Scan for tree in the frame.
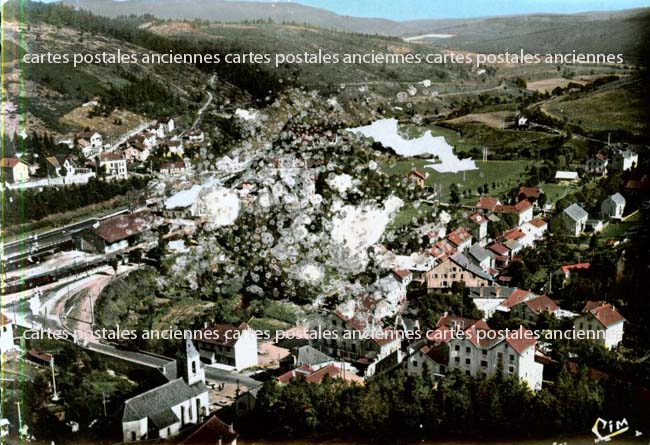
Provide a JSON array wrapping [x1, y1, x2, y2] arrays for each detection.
[[449, 183, 460, 205]]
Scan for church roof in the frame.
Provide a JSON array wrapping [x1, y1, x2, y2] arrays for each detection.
[[122, 378, 207, 424]]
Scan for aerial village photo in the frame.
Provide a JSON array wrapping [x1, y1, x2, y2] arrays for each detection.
[[1, 0, 649, 444]]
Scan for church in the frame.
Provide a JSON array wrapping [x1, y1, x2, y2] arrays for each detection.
[[122, 338, 210, 442]]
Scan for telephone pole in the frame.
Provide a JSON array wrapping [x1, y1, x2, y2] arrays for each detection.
[[51, 356, 60, 401]]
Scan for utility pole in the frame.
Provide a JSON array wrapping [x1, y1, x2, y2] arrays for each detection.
[[102, 392, 109, 417], [87, 292, 95, 327], [15, 401, 22, 432], [51, 356, 60, 402]]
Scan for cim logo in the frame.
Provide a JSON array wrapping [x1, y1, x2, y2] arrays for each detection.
[[592, 417, 630, 442]]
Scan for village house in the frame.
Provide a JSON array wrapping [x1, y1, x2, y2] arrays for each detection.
[[509, 294, 560, 322], [195, 323, 258, 371], [573, 301, 625, 349], [467, 212, 488, 243], [0, 313, 16, 354], [407, 169, 427, 188], [586, 153, 608, 175], [160, 161, 187, 176], [156, 116, 175, 136], [313, 310, 402, 378], [517, 186, 542, 204], [612, 149, 638, 171], [555, 171, 579, 183], [559, 262, 591, 287], [75, 130, 103, 157], [601, 192, 626, 220], [99, 152, 128, 180], [467, 243, 494, 273], [0, 157, 30, 183], [446, 227, 473, 252], [486, 242, 511, 269], [497, 288, 538, 312], [176, 415, 238, 445], [77, 210, 155, 254], [416, 314, 544, 390], [494, 200, 534, 226], [125, 135, 152, 162], [277, 363, 363, 385], [122, 339, 209, 442], [166, 139, 185, 157], [186, 129, 205, 144], [474, 197, 501, 214], [562, 203, 588, 237], [468, 286, 518, 320], [426, 252, 493, 290], [522, 217, 548, 241], [407, 341, 448, 381]]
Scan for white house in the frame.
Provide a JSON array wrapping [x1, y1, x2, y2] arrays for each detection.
[[0, 313, 16, 354], [467, 212, 488, 243], [521, 218, 548, 241], [562, 203, 588, 237], [167, 139, 184, 157], [195, 323, 258, 371], [612, 149, 638, 171], [601, 193, 626, 220], [187, 129, 205, 144], [99, 152, 128, 180], [0, 157, 30, 183], [573, 301, 625, 349], [157, 116, 175, 134], [586, 153, 608, 175], [122, 339, 209, 442], [76, 130, 103, 158], [467, 243, 494, 272], [446, 226, 473, 252], [160, 161, 187, 176], [425, 314, 543, 390]]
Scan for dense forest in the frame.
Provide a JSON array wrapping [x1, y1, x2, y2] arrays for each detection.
[[4, 176, 150, 224]]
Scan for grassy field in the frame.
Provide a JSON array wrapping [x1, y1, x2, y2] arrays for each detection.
[[385, 158, 534, 203], [540, 182, 579, 204], [543, 79, 647, 135]]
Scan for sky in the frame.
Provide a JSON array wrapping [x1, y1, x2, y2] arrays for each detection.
[[29, 0, 650, 20]]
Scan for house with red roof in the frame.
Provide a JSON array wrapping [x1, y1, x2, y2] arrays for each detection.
[[510, 294, 560, 322], [474, 197, 501, 214], [517, 186, 542, 203], [77, 210, 155, 254], [407, 169, 427, 188], [1, 157, 30, 183], [446, 226, 473, 252], [494, 200, 534, 226], [195, 322, 258, 370], [277, 363, 363, 385], [0, 313, 16, 354], [559, 262, 591, 286], [573, 301, 625, 349]]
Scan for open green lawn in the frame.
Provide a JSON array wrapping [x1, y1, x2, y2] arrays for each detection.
[[385, 158, 534, 203], [540, 182, 579, 204]]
